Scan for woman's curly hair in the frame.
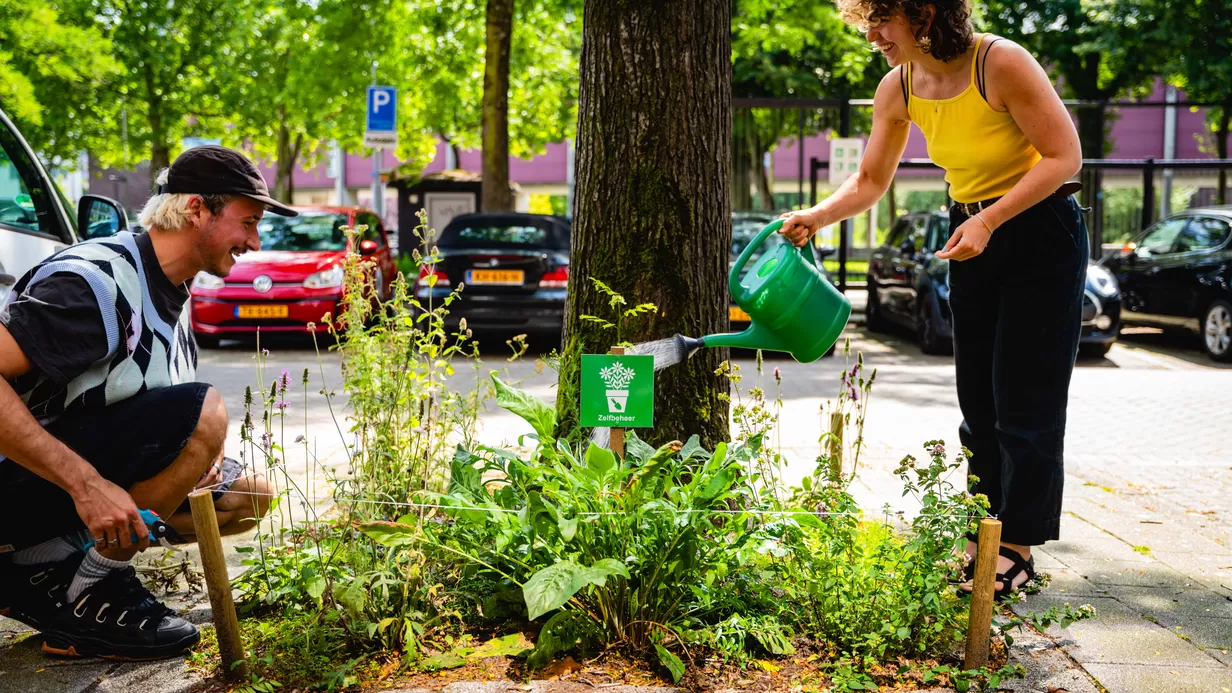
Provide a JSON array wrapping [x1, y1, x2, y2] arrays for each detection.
[[835, 0, 975, 63]]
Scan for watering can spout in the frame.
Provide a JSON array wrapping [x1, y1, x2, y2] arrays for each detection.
[[672, 334, 707, 360], [696, 321, 787, 353]]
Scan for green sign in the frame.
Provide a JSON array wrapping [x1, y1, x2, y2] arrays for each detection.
[[580, 354, 654, 428]]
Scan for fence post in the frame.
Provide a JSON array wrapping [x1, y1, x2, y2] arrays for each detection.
[[608, 346, 624, 459], [189, 490, 249, 682], [1142, 158, 1156, 230], [964, 518, 1003, 671], [838, 99, 852, 294], [810, 157, 820, 207]]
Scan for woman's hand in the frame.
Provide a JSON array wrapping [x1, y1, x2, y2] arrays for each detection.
[[936, 216, 993, 261], [778, 209, 825, 248]]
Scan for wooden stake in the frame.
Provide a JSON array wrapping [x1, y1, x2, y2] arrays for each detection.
[[827, 411, 844, 480], [189, 490, 249, 681], [609, 346, 625, 458], [964, 518, 1003, 671]]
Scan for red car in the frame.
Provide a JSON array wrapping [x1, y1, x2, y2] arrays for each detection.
[[190, 206, 396, 347]]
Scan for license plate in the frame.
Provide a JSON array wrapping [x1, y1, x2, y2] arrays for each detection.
[[236, 305, 289, 319], [469, 269, 524, 285], [730, 306, 751, 322]]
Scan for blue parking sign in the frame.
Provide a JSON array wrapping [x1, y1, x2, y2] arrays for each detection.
[[366, 86, 397, 132]]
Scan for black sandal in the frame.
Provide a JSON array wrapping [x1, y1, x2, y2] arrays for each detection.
[[992, 546, 1036, 600], [956, 546, 1036, 598]]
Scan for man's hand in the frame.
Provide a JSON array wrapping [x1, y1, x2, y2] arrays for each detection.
[[778, 209, 825, 248], [936, 216, 994, 261], [74, 476, 150, 551]]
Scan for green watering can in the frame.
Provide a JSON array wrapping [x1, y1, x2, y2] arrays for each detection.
[[672, 219, 851, 363]]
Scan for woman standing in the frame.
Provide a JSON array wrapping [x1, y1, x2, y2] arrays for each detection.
[[780, 0, 1086, 596]]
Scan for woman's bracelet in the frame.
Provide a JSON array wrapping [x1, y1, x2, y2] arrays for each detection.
[[974, 211, 994, 233]]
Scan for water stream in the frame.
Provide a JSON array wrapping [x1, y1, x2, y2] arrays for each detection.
[[588, 336, 695, 449]]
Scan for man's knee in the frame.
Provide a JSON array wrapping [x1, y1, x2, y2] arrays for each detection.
[[194, 387, 228, 454]]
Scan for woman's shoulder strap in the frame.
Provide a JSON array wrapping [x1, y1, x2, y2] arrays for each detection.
[[899, 63, 910, 109], [977, 35, 1006, 103]]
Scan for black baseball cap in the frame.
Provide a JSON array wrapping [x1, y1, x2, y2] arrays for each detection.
[[158, 145, 298, 217]]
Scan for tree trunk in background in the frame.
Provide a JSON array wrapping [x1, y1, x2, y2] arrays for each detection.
[[481, 0, 513, 211], [1217, 106, 1229, 205], [558, 0, 732, 449], [732, 112, 752, 209], [752, 129, 773, 210], [1076, 103, 1105, 253], [273, 115, 302, 203]]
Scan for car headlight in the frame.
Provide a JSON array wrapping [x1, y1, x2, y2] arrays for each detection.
[[303, 265, 344, 289], [1087, 264, 1118, 297], [192, 271, 225, 290]]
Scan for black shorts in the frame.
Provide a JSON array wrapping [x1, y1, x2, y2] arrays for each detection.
[[0, 382, 212, 551]]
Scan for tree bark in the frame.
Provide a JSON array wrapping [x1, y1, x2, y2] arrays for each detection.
[[558, 0, 732, 449], [481, 0, 513, 211]]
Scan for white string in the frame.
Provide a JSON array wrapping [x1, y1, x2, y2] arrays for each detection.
[[190, 485, 982, 520]]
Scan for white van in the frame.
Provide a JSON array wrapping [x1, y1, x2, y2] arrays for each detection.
[[0, 107, 127, 303]]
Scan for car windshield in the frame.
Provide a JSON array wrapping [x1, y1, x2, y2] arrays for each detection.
[[447, 223, 551, 246], [731, 216, 789, 264], [258, 213, 347, 251]]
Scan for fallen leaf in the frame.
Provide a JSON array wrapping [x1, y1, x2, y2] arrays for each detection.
[[755, 659, 781, 673], [36, 668, 45, 673], [542, 656, 583, 679]]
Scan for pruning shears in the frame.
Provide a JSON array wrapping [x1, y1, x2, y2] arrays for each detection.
[[85, 509, 190, 550]]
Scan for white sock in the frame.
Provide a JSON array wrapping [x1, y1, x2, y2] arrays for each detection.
[[67, 547, 130, 602], [13, 537, 78, 566]]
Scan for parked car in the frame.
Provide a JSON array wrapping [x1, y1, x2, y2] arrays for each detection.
[[729, 212, 837, 327], [414, 212, 571, 333], [190, 206, 396, 346], [1101, 207, 1232, 361], [866, 211, 1122, 357], [0, 107, 126, 304]]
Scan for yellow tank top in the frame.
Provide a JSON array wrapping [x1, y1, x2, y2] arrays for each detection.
[[906, 35, 1041, 204]]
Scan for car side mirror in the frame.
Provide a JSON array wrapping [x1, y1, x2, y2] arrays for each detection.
[[358, 239, 378, 255], [77, 195, 129, 239]]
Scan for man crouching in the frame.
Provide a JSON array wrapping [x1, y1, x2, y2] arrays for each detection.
[[0, 146, 284, 660]]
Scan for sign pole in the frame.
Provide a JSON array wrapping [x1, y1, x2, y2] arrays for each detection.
[[608, 346, 625, 458], [370, 62, 382, 219]]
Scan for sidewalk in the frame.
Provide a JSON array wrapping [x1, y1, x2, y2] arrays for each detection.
[[2, 329, 1229, 692]]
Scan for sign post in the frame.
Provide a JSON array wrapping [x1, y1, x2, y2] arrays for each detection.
[[581, 349, 655, 457], [365, 68, 397, 218], [828, 137, 863, 187]]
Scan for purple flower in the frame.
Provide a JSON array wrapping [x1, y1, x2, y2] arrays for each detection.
[[849, 364, 859, 377], [773, 367, 781, 381], [260, 432, 273, 447], [275, 400, 290, 411], [279, 370, 290, 394], [295, 434, 306, 444]]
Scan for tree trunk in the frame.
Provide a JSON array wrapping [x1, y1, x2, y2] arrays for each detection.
[[481, 0, 513, 211], [273, 114, 300, 203], [753, 129, 773, 210], [558, 0, 732, 449], [1217, 106, 1229, 205], [731, 113, 752, 210], [149, 103, 170, 175], [1076, 102, 1105, 257]]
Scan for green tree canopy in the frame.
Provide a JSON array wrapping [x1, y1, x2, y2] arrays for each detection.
[[1165, 0, 1232, 201], [0, 0, 121, 164]]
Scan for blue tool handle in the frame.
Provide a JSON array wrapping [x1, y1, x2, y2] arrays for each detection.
[[84, 509, 160, 549]]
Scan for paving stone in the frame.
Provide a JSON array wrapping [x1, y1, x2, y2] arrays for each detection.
[[1080, 662, 1232, 693], [0, 634, 113, 693], [89, 659, 202, 693], [1075, 561, 1197, 589], [1102, 585, 1232, 622], [1016, 596, 1215, 667], [1035, 567, 1112, 598], [1004, 622, 1102, 693]]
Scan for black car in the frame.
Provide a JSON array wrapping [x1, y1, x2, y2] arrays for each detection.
[[866, 211, 1122, 357], [1101, 207, 1232, 361], [416, 212, 571, 332]]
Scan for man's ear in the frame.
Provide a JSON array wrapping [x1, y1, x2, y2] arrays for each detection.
[[186, 195, 207, 226]]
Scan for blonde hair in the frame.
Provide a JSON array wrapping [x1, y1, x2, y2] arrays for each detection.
[[138, 168, 235, 230]]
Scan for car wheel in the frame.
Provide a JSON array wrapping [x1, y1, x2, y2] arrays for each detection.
[[194, 333, 220, 349], [1202, 299, 1232, 362], [1079, 341, 1114, 358], [865, 283, 887, 333], [917, 293, 952, 356]]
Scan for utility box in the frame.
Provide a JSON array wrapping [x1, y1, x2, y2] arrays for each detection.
[[386, 169, 521, 255]]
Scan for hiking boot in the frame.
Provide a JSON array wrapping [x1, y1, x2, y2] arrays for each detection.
[[1, 553, 84, 632], [39, 563, 199, 660]]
